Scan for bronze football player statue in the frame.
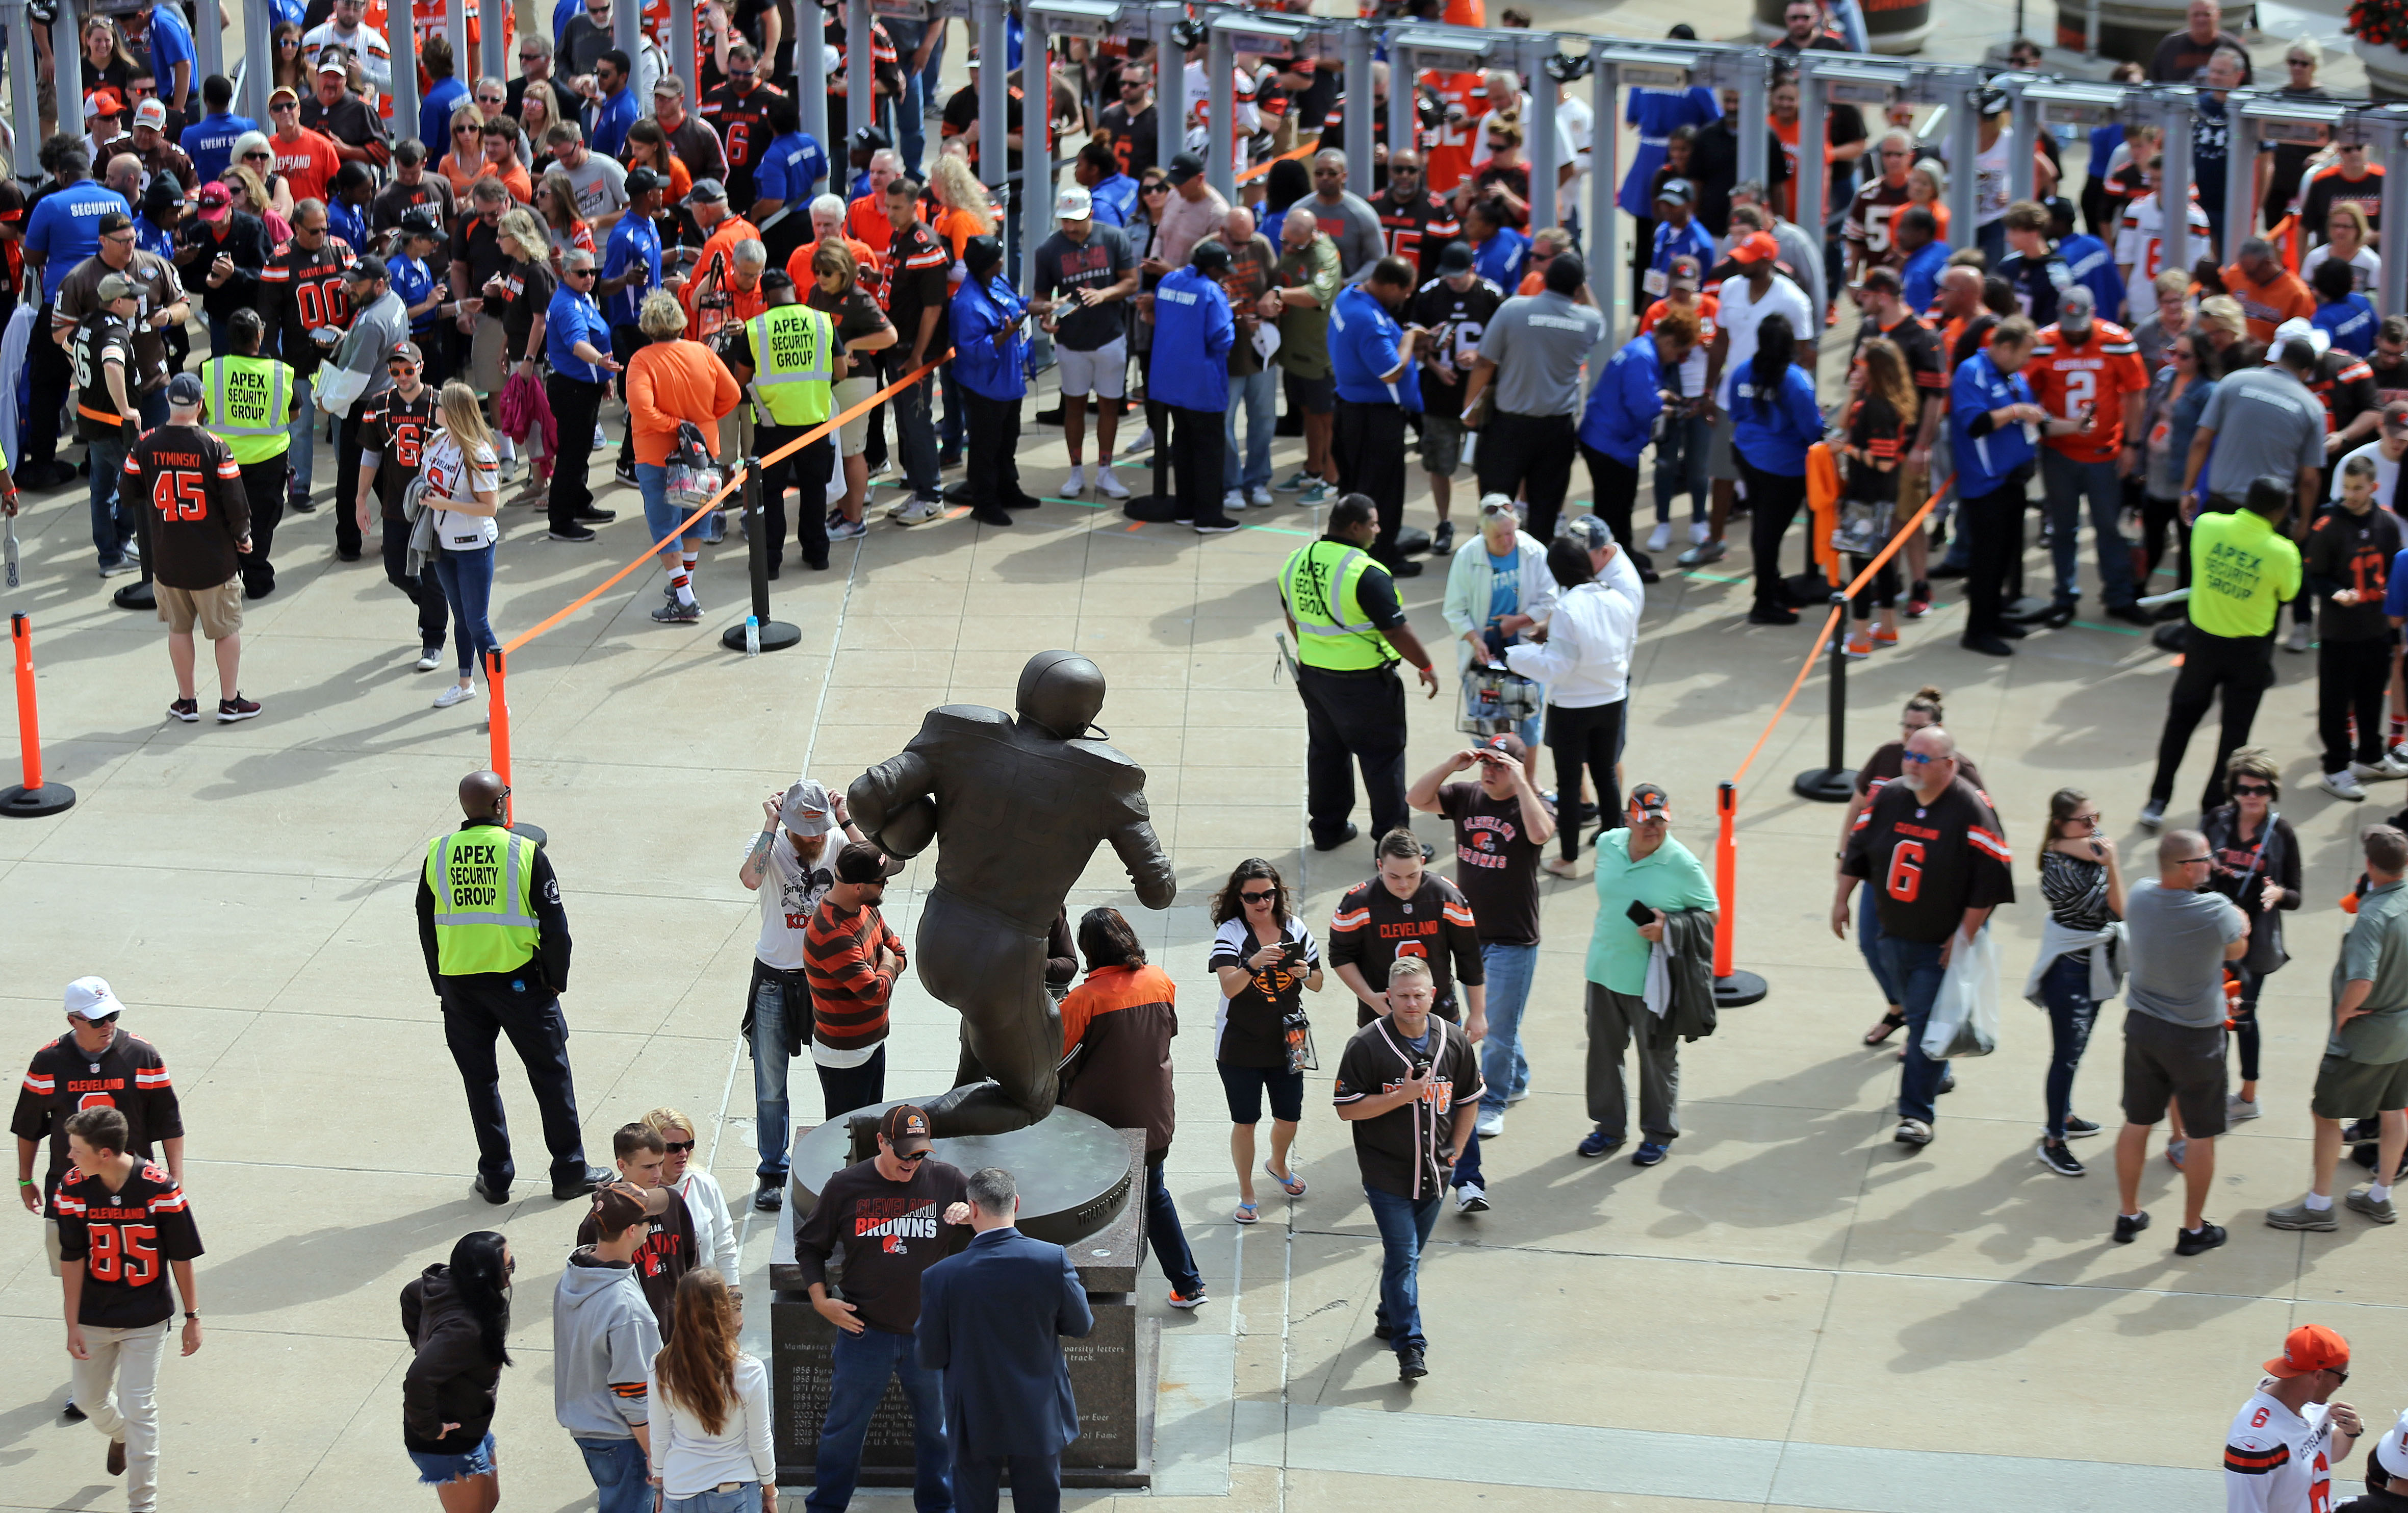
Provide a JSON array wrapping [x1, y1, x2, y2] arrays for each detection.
[[847, 650, 1176, 1138]]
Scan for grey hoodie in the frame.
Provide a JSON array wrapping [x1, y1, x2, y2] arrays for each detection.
[[553, 1248, 662, 1440]]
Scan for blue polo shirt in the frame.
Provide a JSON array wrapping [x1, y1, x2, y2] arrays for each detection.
[[1146, 266, 1235, 412], [1578, 333, 1668, 466], [2318, 294, 2378, 358], [1468, 227, 1529, 291], [181, 111, 258, 186], [1729, 362, 1824, 477], [1901, 239, 1951, 314], [601, 213, 661, 329], [1329, 283, 1421, 413], [546, 284, 613, 382], [754, 132, 830, 208], [1951, 347, 2038, 499], [951, 275, 1029, 401], [587, 86, 637, 160], [390, 251, 440, 334], [1649, 219, 1716, 288], [148, 1, 196, 97], [25, 182, 134, 302], [2059, 232, 2122, 322], [329, 197, 370, 256]]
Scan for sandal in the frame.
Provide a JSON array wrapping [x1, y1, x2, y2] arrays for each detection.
[[1863, 1010, 1906, 1046], [1266, 1161, 1307, 1198], [1233, 1200, 1260, 1225]]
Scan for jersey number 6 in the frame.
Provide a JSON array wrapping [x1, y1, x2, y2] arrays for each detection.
[[1885, 839, 1924, 904]]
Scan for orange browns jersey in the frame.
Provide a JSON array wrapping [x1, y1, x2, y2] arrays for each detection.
[[1640, 292, 1719, 345], [2025, 319, 2148, 463], [2220, 263, 2315, 344], [1421, 71, 1483, 201]]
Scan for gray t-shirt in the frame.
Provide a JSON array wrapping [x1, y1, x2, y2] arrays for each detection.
[[1478, 291, 1605, 418], [331, 289, 413, 403], [1301, 191, 1385, 280], [1032, 223, 1135, 352], [2198, 365, 2326, 499], [560, 153, 630, 228], [2123, 878, 2246, 1028]]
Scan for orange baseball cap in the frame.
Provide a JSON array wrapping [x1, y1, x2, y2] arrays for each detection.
[[2266, 1324, 2350, 1378], [1728, 231, 1780, 265]]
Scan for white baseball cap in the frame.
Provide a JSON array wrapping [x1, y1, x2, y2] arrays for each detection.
[[2268, 316, 2330, 363], [64, 976, 125, 1021], [1054, 184, 1093, 221], [133, 98, 168, 131], [780, 778, 838, 836]]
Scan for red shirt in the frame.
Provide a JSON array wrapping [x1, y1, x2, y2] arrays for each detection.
[[2024, 318, 2148, 462], [269, 127, 343, 209]]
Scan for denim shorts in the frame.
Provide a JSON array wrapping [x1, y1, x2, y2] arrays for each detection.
[[408, 1430, 497, 1484]]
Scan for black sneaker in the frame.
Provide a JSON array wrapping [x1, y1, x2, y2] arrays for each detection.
[[613, 462, 637, 486], [2175, 1222, 2227, 1256], [2062, 1116, 2102, 1139], [651, 599, 704, 623], [215, 694, 262, 723], [2112, 1211, 2149, 1244], [547, 526, 598, 542], [286, 494, 318, 515], [1397, 1345, 1427, 1380], [62, 1399, 87, 1422], [753, 1177, 784, 1212], [574, 507, 618, 523], [166, 698, 200, 723], [2037, 1139, 2085, 1177]]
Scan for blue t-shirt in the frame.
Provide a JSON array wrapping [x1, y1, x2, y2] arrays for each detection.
[[181, 112, 259, 187], [2318, 295, 2379, 358], [2058, 233, 2122, 323], [753, 132, 829, 208], [1729, 362, 1824, 477], [420, 79, 467, 158], [1486, 550, 1519, 624], [26, 182, 135, 302], [1951, 348, 2038, 498], [1901, 239, 1951, 315], [135, 217, 175, 264], [1090, 173, 1139, 230], [551, 0, 579, 43], [390, 251, 439, 332], [587, 86, 637, 160], [601, 213, 662, 329], [1329, 283, 1422, 413], [329, 198, 371, 258], [1650, 218, 1717, 286], [147, 1, 196, 94], [1469, 228, 1529, 291]]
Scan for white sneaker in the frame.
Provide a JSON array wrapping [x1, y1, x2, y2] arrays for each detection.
[[1248, 485, 1273, 509], [1689, 520, 1711, 545], [2321, 769, 2369, 802], [1647, 521, 1673, 552], [1123, 426, 1155, 455], [413, 650, 442, 672], [1454, 1182, 1489, 1214], [1061, 465, 1087, 496], [2354, 754, 2408, 781], [2287, 622, 2313, 653], [1223, 489, 1246, 514], [1475, 1108, 1503, 1138], [592, 425, 607, 450], [1093, 466, 1130, 498], [892, 497, 946, 526], [432, 684, 478, 709]]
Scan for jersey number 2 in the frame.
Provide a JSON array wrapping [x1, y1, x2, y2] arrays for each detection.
[[151, 470, 209, 522], [86, 1223, 160, 1285], [1885, 840, 1924, 903]]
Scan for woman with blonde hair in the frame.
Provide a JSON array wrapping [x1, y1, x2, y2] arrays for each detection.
[[929, 152, 1000, 276], [1837, 335, 1917, 658], [421, 383, 504, 711], [646, 1271, 773, 1513], [535, 170, 595, 270], [2198, 746, 2300, 1125], [517, 81, 563, 152], [486, 207, 558, 491], [2303, 199, 2381, 301], [226, 131, 295, 222], [438, 103, 488, 198], [643, 1108, 738, 1292], [627, 289, 740, 622]]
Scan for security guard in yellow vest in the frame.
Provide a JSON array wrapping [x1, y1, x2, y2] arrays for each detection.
[[1278, 492, 1440, 850], [201, 307, 300, 600], [414, 769, 608, 1204], [725, 269, 840, 575]]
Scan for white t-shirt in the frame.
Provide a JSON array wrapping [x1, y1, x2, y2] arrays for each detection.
[[2115, 192, 2212, 326], [1556, 92, 1594, 224], [420, 432, 499, 550], [2332, 437, 2403, 510], [2302, 242, 2381, 297], [2222, 1389, 2332, 1513], [1714, 272, 1814, 408], [752, 831, 837, 971], [301, 19, 394, 95]]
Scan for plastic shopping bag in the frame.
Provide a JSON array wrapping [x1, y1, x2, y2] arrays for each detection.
[[1919, 926, 2000, 1060]]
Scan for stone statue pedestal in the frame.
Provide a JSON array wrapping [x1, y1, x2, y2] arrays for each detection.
[[768, 1105, 1158, 1489]]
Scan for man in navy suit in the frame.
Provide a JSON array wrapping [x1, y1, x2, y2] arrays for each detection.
[[914, 1166, 1096, 1513]]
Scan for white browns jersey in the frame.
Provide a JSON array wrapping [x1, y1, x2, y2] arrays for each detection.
[[2225, 1390, 2334, 1513]]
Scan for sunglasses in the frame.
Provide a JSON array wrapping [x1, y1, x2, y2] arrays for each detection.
[[454, 125, 476, 136], [80, 1013, 121, 1027], [478, 93, 504, 104], [271, 102, 297, 112], [1899, 750, 1941, 765], [2232, 781, 2273, 795], [388, 360, 420, 372], [662, 1140, 695, 1153], [504, 1256, 517, 1274], [570, 267, 596, 277], [244, 151, 271, 161], [521, 49, 543, 59], [1141, 182, 1168, 193], [1240, 888, 1277, 902], [892, 1148, 929, 1163], [2178, 854, 2213, 865]]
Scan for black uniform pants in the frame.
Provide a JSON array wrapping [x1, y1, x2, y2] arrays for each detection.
[[1167, 403, 1231, 526], [1960, 473, 2030, 638], [381, 515, 450, 652], [1295, 663, 1408, 849], [1334, 399, 1408, 570], [1737, 457, 1807, 613], [545, 374, 609, 534], [1581, 445, 1642, 553], [22, 302, 68, 473], [439, 981, 590, 1188], [1547, 697, 1626, 862], [758, 421, 837, 569], [334, 408, 367, 558], [2320, 634, 2396, 775], [236, 457, 289, 599], [964, 390, 1034, 517], [2150, 625, 2275, 808], [1477, 411, 1578, 544]]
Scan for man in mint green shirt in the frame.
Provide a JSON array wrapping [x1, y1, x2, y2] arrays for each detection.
[[1580, 785, 1719, 1168]]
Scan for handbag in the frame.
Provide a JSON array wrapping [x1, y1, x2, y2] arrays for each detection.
[[1281, 1004, 1317, 1074]]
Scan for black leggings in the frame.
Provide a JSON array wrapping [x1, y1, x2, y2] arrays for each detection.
[[2138, 493, 2184, 588], [1847, 552, 1897, 619], [1737, 457, 1808, 612], [1547, 698, 1625, 861], [2231, 965, 2269, 1083]]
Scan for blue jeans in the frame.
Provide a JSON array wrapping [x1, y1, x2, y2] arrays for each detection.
[[431, 544, 498, 679], [1875, 936, 1949, 1125], [1144, 1157, 1203, 1295], [668, 1485, 761, 1513], [573, 1434, 652, 1513], [2039, 952, 2101, 1141], [87, 430, 131, 564], [2038, 448, 2137, 608], [1478, 941, 1538, 1115], [1362, 1185, 1442, 1352], [1858, 882, 1898, 1004], [1653, 409, 1710, 522], [749, 972, 793, 1179], [1224, 367, 1276, 493], [807, 1326, 953, 1513]]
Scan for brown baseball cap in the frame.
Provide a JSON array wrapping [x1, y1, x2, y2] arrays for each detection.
[[879, 1103, 934, 1154], [590, 1180, 652, 1235]]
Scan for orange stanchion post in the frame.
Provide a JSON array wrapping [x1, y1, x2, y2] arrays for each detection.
[[482, 649, 546, 846], [3, 614, 75, 818], [1712, 780, 1764, 1006]]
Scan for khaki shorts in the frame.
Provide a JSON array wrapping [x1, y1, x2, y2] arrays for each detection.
[[1706, 413, 1739, 482], [45, 1215, 62, 1276], [1420, 409, 1466, 477], [157, 580, 244, 639], [2311, 1053, 2408, 1119], [469, 313, 507, 395], [833, 376, 878, 459]]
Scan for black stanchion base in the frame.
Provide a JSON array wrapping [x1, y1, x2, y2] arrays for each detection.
[[1793, 767, 1857, 802], [722, 618, 804, 653], [1121, 494, 1186, 524], [0, 783, 76, 817], [1784, 570, 1833, 607], [1713, 971, 1769, 1007], [110, 581, 155, 611], [2003, 595, 2054, 624], [1397, 525, 1432, 557], [2151, 621, 2186, 653], [943, 480, 974, 504], [508, 821, 547, 847]]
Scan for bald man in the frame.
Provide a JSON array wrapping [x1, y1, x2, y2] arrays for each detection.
[[416, 771, 609, 1203]]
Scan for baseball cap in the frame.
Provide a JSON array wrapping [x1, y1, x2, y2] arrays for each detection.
[[132, 98, 167, 131], [195, 182, 232, 221], [1165, 149, 1206, 185], [346, 253, 388, 284], [1054, 184, 1093, 221], [1655, 176, 1693, 206], [760, 268, 795, 293], [1558, 513, 1612, 552], [1668, 253, 1702, 286], [391, 340, 426, 366], [96, 270, 142, 303], [687, 178, 729, 205], [1438, 240, 1476, 274], [1482, 732, 1527, 759], [63, 976, 125, 1021], [879, 1103, 934, 1154], [781, 778, 838, 835], [96, 210, 134, 237], [2371, 1409, 2408, 1488], [165, 372, 204, 408], [850, 124, 890, 153], [400, 204, 443, 238], [85, 87, 124, 118], [2265, 1323, 2350, 1378], [1629, 783, 1671, 820], [269, 85, 300, 107], [833, 841, 893, 885], [2384, 400, 2408, 433], [1190, 239, 1231, 276], [2268, 315, 2330, 363], [1727, 231, 1780, 266], [317, 55, 348, 74], [624, 165, 661, 196], [2060, 284, 2096, 317], [589, 1180, 652, 1235]]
